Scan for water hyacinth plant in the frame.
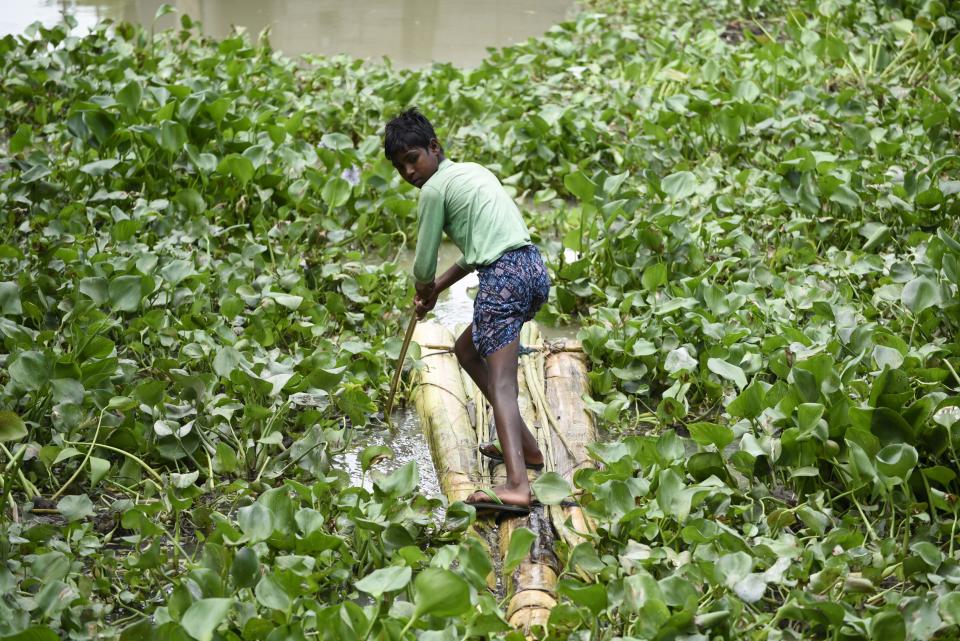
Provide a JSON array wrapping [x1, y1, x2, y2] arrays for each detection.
[[0, 0, 959, 639]]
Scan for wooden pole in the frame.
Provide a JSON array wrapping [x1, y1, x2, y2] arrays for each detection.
[[384, 312, 418, 425]]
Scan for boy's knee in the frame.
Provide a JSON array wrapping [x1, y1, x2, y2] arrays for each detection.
[[491, 376, 517, 400]]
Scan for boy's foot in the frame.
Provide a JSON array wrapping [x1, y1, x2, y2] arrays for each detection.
[[478, 441, 545, 470], [465, 484, 532, 508]]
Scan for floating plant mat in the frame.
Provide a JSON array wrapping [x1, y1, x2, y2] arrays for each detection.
[[1, 0, 960, 638]]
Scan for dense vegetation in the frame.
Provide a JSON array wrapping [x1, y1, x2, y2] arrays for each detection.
[[1, 0, 959, 639]]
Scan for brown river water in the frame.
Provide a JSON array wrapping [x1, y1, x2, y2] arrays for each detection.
[[3, 0, 573, 68]]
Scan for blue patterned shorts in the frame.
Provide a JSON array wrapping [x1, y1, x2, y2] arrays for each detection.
[[473, 245, 551, 357]]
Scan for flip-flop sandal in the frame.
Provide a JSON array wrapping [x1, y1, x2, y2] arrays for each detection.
[[478, 441, 545, 471], [530, 499, 581, 509], [465, 488, 531, 516], [468, 502, 531, 516]]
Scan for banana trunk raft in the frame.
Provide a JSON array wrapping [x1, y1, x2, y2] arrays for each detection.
[[409, 322, 597, 632]]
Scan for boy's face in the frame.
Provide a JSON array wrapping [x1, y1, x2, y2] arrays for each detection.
[[390, 139, 442, 189]]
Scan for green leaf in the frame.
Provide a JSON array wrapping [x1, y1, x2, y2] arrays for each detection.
[[641, 263, 668, 291], [870, 610, 906, 641], [910, 541, 943, 569], [360, 445, 393, 472], [9, 350, 51, 391], [716, 552, 753, 588], [321, 177, 351, 208], [940, 592, 960, 627], [186, 146, 218, 174], [57, 494, 94, 521], [80, 159, 120, 176], [531, 471, 572, 505], [116, 80, 142, 111], [218, 154, 254, 186], [213, 346, 244, 378], [231, 547, 259, 589], [727, 379, 766, 420], [288, 178, 309, 204], [901, 277, 940, 314], [159, 259, 196, 286], [154, 3, 176, 19], [563, 170, 596, 202], [337, 383, 376, 425], [873, 345, 904, 371], [0, 410, 28, 442], [242, 144, 268, 169], [829, 184, 861, 208], [687, 421, 734, 449], [876, 443, 918, 482], [310, 366, 347, 392], [412, 568, 471, 618], [159, 120, 188, 153], [355, 565, 412, 599], [0, 626, 61, 641], [237, 502, 274, 542], [374, 460, 419, 497], [107, 395, 137, 411], [504, 527, 536, 573], [84, 110, 116, 144], [860, 222, 890, 251], [661, 171, 697, 199], [181, 598, 232, 641], [0, 281, 22, 315], [9, 125, 33, 153], [254, 574, 291, 611], [797, 402, 825, 436], [557, 578, 608, 614], [20, 162, 51, 183], [665, 347, 697, 374], [88, 456, 110, 489], [707, 358, 747, 389], [687, 451, 725, 481], [861, 407, 915, 446], [263, 291, 303, 310], [922, 465, 956, 485], [79, 277, 109, 305], [656, 468, 693, 522], [108, 275, 143, 312], [320, 132, 353, 150]]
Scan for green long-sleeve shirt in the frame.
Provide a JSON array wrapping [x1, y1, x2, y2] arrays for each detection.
[[412, 158, 531, 283]]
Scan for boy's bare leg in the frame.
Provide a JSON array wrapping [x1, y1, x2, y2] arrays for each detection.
[[455, 326, 542, 466], [464, 337, 541, 506]]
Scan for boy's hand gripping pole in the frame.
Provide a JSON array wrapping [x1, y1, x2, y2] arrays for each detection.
[[384, 311, 418, 426]]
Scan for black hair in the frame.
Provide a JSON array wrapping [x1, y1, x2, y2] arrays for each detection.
[[383, 107, 441, 159]]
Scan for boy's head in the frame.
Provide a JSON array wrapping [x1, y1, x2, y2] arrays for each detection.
[[384, 107, 444, 189]]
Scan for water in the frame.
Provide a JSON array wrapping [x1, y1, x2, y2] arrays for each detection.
[[337, 407, 443, 497], [2, 0, 573, 68]]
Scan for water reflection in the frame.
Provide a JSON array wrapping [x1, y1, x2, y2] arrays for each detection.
[[2, 0, 572, 67]]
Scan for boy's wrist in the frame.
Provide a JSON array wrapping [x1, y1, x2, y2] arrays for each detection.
[[415, 280, 436, 297]]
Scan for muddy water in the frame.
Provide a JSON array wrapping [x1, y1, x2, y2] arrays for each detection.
[[3, 0, 573, 68]]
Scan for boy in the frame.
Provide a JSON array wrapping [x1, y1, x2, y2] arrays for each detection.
[[384, 108, 550, 514]]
